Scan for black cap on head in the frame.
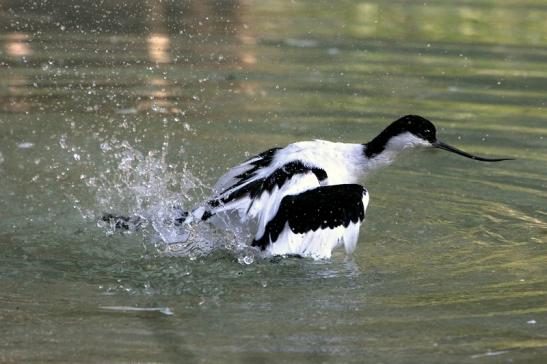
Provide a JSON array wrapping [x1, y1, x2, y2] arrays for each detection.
[[365, 115, 437, 157], [384, 115, 437, 143]]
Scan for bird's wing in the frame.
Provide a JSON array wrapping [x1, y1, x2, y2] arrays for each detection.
[[213, 147, 281, 195], [205, 160, 328, 235], [252, 184, 369, 259]]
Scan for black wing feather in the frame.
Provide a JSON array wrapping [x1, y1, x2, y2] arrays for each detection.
[[252, 184, 367, 250], [209, 160, 327, 208], [218, 147, 281, 196]]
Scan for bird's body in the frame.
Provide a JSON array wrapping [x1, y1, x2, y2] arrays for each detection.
[[103, 115, 511, 259], [185, 141, 370, 259]]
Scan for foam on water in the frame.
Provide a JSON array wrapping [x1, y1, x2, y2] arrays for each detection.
[[100, 306, 174, 316]]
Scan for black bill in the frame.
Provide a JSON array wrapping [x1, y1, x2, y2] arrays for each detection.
[[433, 141, 513, 162]]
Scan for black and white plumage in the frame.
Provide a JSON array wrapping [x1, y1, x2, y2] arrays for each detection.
[[189, 140, 370, 259], [182, 115, 511, 259], [104, 115, 511, 259], [251, 184, 368, 258]]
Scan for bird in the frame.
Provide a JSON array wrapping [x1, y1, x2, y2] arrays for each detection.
[[103, 115, 512, 259]]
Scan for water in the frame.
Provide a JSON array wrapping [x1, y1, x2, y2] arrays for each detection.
[[1, 0, 546, 362]]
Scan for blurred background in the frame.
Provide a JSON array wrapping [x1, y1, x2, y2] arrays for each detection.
[[1, 1, 546, 363]]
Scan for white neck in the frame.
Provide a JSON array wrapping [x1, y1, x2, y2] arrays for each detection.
[[363, 132, 431, 172]]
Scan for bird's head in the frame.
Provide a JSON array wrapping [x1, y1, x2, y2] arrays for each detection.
[[365, 115, 512, 162]]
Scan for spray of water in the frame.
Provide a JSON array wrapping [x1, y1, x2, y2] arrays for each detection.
[[63, 132, 257, 261]]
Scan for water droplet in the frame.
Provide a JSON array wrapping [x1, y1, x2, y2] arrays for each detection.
[[243, 255, 254, 265], [100, 142, 112, 152], [59, 135, 68, 149], [18, 142, 34, 149]]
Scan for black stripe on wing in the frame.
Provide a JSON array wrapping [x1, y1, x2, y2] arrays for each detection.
[[252, 184, 367, 250], [208, 160, 328, 208], [219, 147, 281, 196]]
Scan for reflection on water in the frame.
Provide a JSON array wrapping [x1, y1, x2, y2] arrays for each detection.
[[146, 0, 170, 64], [1, 0, 547, 363], [147, 33, 170, 64], [4, 32, 32, 58]]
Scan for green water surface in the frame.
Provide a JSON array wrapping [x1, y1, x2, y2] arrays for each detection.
[[1, 1, 546, 363]]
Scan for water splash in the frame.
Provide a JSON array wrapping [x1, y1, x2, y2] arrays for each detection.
[[61, 133, 242, 258], [91, 139, 221, 256]]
